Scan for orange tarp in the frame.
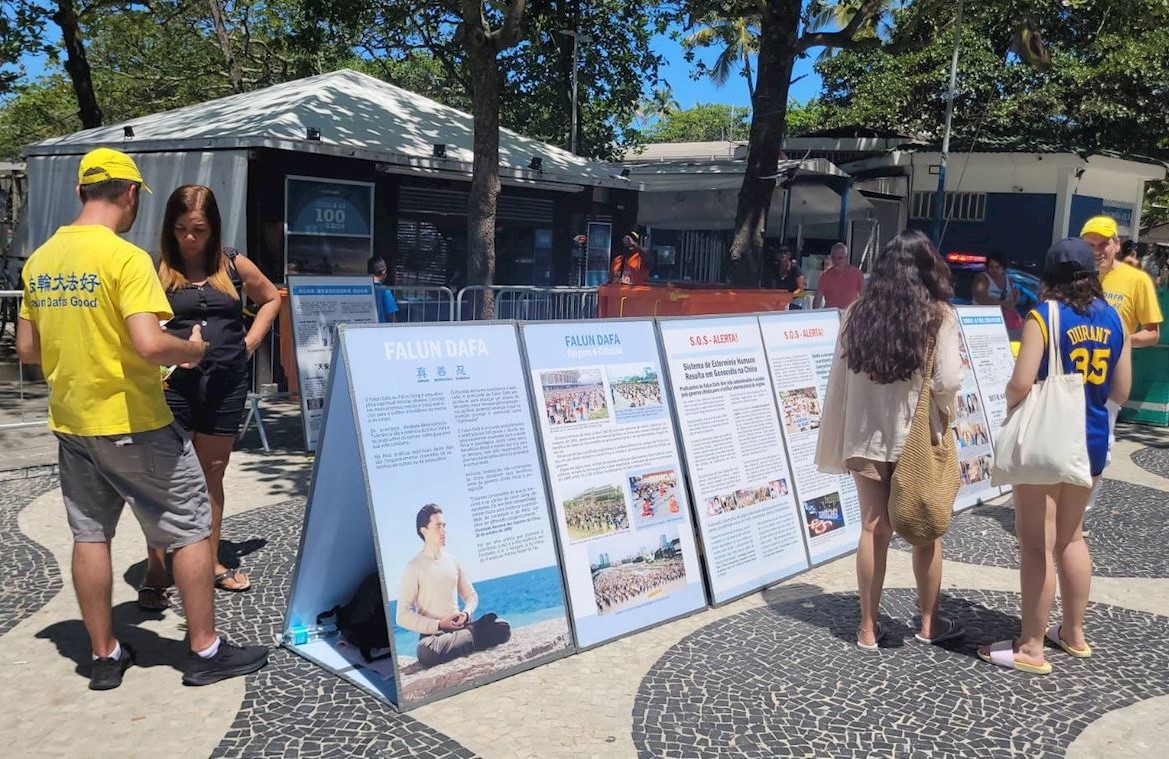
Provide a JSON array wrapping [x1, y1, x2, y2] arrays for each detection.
[[597, 283, 794, 318]]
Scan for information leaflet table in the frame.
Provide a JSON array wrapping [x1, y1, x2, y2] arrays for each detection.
[[522, 320, 708, 648], [658, 316, 810, 604], [759, 311, 862, 565]]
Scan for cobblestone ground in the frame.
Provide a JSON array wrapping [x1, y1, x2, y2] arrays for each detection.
[[1, 431, 1168, 757], [0, 475, 61, 637]]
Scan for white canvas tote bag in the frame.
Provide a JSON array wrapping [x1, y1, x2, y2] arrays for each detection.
[[991, 300, 1093, 488]]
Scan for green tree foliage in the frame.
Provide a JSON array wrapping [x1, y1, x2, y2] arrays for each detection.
[[642, 103, 751, 143], [815, 0, 1169, 158], [0, 0, 359, 157]]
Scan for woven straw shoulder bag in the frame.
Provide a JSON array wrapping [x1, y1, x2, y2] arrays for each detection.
[[889, 342, 959, 547]]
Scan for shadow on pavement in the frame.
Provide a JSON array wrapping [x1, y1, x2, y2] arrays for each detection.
[[34, 601, 188, 677], [762, 585, 1026, 657]]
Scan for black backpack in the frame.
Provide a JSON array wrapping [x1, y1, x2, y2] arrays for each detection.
[[318, 572, 391, 661]]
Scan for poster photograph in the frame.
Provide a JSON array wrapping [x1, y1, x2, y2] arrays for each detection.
[[340, 323, 573, 708], [523, 319, 708, 648], [956, 306, 1017, 441], [657, 315, 810, 604], [758, 311, 862, 566], [951, 309, 1003, 510], [286, 276, 380, 450], [589, 523, 689, 616]]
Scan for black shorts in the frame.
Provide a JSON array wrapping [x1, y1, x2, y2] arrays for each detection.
[[164, 366, 249, 437]]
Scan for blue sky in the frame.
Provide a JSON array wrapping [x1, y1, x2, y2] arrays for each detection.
[[653, 33, 823, 109], [16, 31, 823, 113]]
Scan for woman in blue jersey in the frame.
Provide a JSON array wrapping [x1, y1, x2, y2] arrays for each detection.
[[979, 238, 1131, 674]]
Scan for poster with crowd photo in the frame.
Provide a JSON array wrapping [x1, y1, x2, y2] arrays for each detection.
[[283, 322, 574, 711], [758, 311, 862, 566], [956, 306, 1016, 441], [951, 308, 1004, 510], [287, 276, 380, 451], [521, 319, 708, 648], [657, 316, 809, 604]]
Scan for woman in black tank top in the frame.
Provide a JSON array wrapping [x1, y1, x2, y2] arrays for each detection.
[[138, 185, 281, 606]]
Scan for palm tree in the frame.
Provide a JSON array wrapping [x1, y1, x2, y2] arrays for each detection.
[[808, 0, 894, 59], [682, 15, 760, 102], [636, 86, 681, 128]]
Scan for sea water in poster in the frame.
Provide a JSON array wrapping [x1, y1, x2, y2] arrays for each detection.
[[522, 320, 708, 648], [287, 275, 379, 450], [952, 307, 1002, 510], [342, 323, 572, 708], [657, 316, 809, 604], [758, 311, 862, 565]]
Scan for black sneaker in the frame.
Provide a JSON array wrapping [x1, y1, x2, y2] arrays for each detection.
[[89, 642, 135, 691], [182, 637, 269, 686]]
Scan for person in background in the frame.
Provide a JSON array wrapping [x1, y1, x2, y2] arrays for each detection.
[[973, 251, 1023, 331], [16, 149, 267, 689], [1119, 240, 1142, 269], [815, 230, 966, 651], [139, 185, 281, 605], [610, 231, 651, 285], [813, 242, 865, 310], [1140, 244, 1163, 282], [978, 238, 1130, 675], [368, 256, 399, 323], [772, 247, 807, 309], [1080, 215, 1161, 515]]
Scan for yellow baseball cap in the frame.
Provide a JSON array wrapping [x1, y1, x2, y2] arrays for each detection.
[[77, 147, 152, 193], [1080, 215, 1117, 239]]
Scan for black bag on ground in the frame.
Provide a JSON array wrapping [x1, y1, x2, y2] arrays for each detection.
[[318, 572, 391, 661]]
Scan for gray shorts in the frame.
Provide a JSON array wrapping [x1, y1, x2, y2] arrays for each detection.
[[56, 422, 212, 549]]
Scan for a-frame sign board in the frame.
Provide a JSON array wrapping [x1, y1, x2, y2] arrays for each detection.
[[283, 322, 575, 711]]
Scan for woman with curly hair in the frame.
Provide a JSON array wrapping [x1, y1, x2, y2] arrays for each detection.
[[816, 230, 966, 650]]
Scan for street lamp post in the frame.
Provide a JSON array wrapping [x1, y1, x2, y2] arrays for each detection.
[[559, 29, 593, 155], [931, 0, 965, 248]]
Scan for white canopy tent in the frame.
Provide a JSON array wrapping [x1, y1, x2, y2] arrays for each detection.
[[18, 69, 631, 257]]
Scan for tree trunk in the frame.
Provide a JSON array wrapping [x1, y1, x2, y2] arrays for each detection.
[[726, 0, 801, 286], [209, 0, 243, 93], [465, 34, 501, 319], [53, 0, 102, 128]]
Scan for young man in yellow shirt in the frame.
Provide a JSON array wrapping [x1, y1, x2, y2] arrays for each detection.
[[16, 147, 267, 690], [1079, 215, 1162, 515]]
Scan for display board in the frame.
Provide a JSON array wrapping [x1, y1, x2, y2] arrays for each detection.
[[285, 176, 375, 276], [521, 319, 708, 648], [657, 316, 810, 604], [283, 323, 573, 711], [950, 308, 1001, 510], [287, 276, 380, 451], [955, 306, 1017, 503], [758, 311, 862, 566]]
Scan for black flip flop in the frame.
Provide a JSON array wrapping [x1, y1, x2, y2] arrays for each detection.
[[137, 585, 171, 611], [915, 616, 965, 645], [214, 568, 252, 593]]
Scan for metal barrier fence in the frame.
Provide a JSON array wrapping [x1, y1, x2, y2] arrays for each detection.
[[392, 285, 456, 323], [0, 289, 47, 431], [456, 286, 599, 322]]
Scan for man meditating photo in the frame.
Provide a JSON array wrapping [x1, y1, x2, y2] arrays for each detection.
[[397, 504, 511, 667]]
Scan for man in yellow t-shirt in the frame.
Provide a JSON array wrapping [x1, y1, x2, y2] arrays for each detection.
[[16, 147, 266, 691], [1081, 215, 1162, 345], [1078, 214, 1162, 516]]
